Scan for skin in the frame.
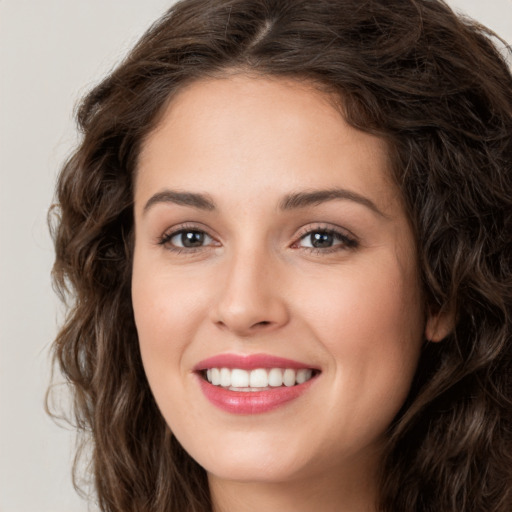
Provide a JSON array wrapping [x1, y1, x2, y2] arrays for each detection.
[[132, 75, 448, 512]]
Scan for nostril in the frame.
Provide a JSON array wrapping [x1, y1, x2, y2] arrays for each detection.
[[254, 320, 271, 328]]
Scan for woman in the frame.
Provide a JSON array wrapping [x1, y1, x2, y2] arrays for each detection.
[[49, 0, 512, 511]]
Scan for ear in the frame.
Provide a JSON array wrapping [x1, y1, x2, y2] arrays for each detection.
[[425, 309, 454, 342]]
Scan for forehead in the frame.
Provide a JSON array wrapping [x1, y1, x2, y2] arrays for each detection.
[[135, 75, 400, 216]]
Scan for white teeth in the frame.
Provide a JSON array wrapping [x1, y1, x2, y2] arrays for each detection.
[[268, 368, 283, 387], [220, 368, 231, 387], [204, 367, 316, 388], [296, 369, 312, 384], [211, 368, 221, 385], [249, 369, 268, 388], [283, 368, 296, 387], [231, 369, 249, 388]]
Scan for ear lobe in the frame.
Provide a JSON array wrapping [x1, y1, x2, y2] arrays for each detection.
[[425, 309, 454, 342]]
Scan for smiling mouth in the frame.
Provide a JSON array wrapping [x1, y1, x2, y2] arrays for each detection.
[[201, 367, 319, 391]]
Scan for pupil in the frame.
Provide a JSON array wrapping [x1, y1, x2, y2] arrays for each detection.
[[182, 231, 204, 247], [311, 232, 333, 248]]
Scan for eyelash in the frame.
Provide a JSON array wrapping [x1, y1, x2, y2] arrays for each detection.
[[157, 224, 217, 254], [157, 224, 358, 254], [293, 225, 358, 254]]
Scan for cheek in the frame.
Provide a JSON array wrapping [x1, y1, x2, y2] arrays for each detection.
[[296, 254, 424, 430], [131, 250, 199, 385], [131, 264, 203, 446], [299, 258, 423, 345], [132, 246, 210, 341]]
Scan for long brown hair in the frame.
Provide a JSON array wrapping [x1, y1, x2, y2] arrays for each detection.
[[49, 1, 512, 510]]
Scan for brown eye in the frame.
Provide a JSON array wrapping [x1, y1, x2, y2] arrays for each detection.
[[167, 230, 214, 248], [299, 229, 352, 249], [306, 232, 336, 248], [300, 231, 346, 249]]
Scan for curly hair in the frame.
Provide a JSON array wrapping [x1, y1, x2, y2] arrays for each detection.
[[49, 0, 512, 510]]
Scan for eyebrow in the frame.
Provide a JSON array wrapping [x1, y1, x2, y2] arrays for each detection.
[[280, 188, 386, 217], [143, 190, 216, 213], [142, 187, 385, 217]]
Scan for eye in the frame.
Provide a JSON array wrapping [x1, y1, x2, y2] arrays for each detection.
[[295, 228, 357, 251], [300, 231, 338, 249], [172, 230, 211, 248], [158, 227, 217, 251]]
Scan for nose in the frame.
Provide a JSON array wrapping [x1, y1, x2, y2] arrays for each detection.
[[212, 249, 290, 337]]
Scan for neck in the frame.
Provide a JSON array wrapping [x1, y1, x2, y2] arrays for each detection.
[[209, 460, 380, 512]]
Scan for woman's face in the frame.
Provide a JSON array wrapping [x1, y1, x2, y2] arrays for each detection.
[[132, 76, 430, 488]]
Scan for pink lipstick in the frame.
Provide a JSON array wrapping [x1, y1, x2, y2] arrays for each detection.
[[194, 353, 319, 414]]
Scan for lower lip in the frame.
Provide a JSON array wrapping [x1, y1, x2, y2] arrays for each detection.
[[197, 375, 317, 414]]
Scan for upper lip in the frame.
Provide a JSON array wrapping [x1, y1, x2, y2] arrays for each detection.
[[193, 353, 319, 371]]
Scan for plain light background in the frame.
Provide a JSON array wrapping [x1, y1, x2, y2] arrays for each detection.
[[0, 1, 510, 511]]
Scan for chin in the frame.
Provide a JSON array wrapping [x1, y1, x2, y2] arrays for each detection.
[[203, 454, 305, 484], [186, 430, 313, 484]]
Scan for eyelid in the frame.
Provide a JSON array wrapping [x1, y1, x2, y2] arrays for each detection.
[[156, 222, 357, 254], [157, 222, 220, 250], [291, 223, 358, 251]]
